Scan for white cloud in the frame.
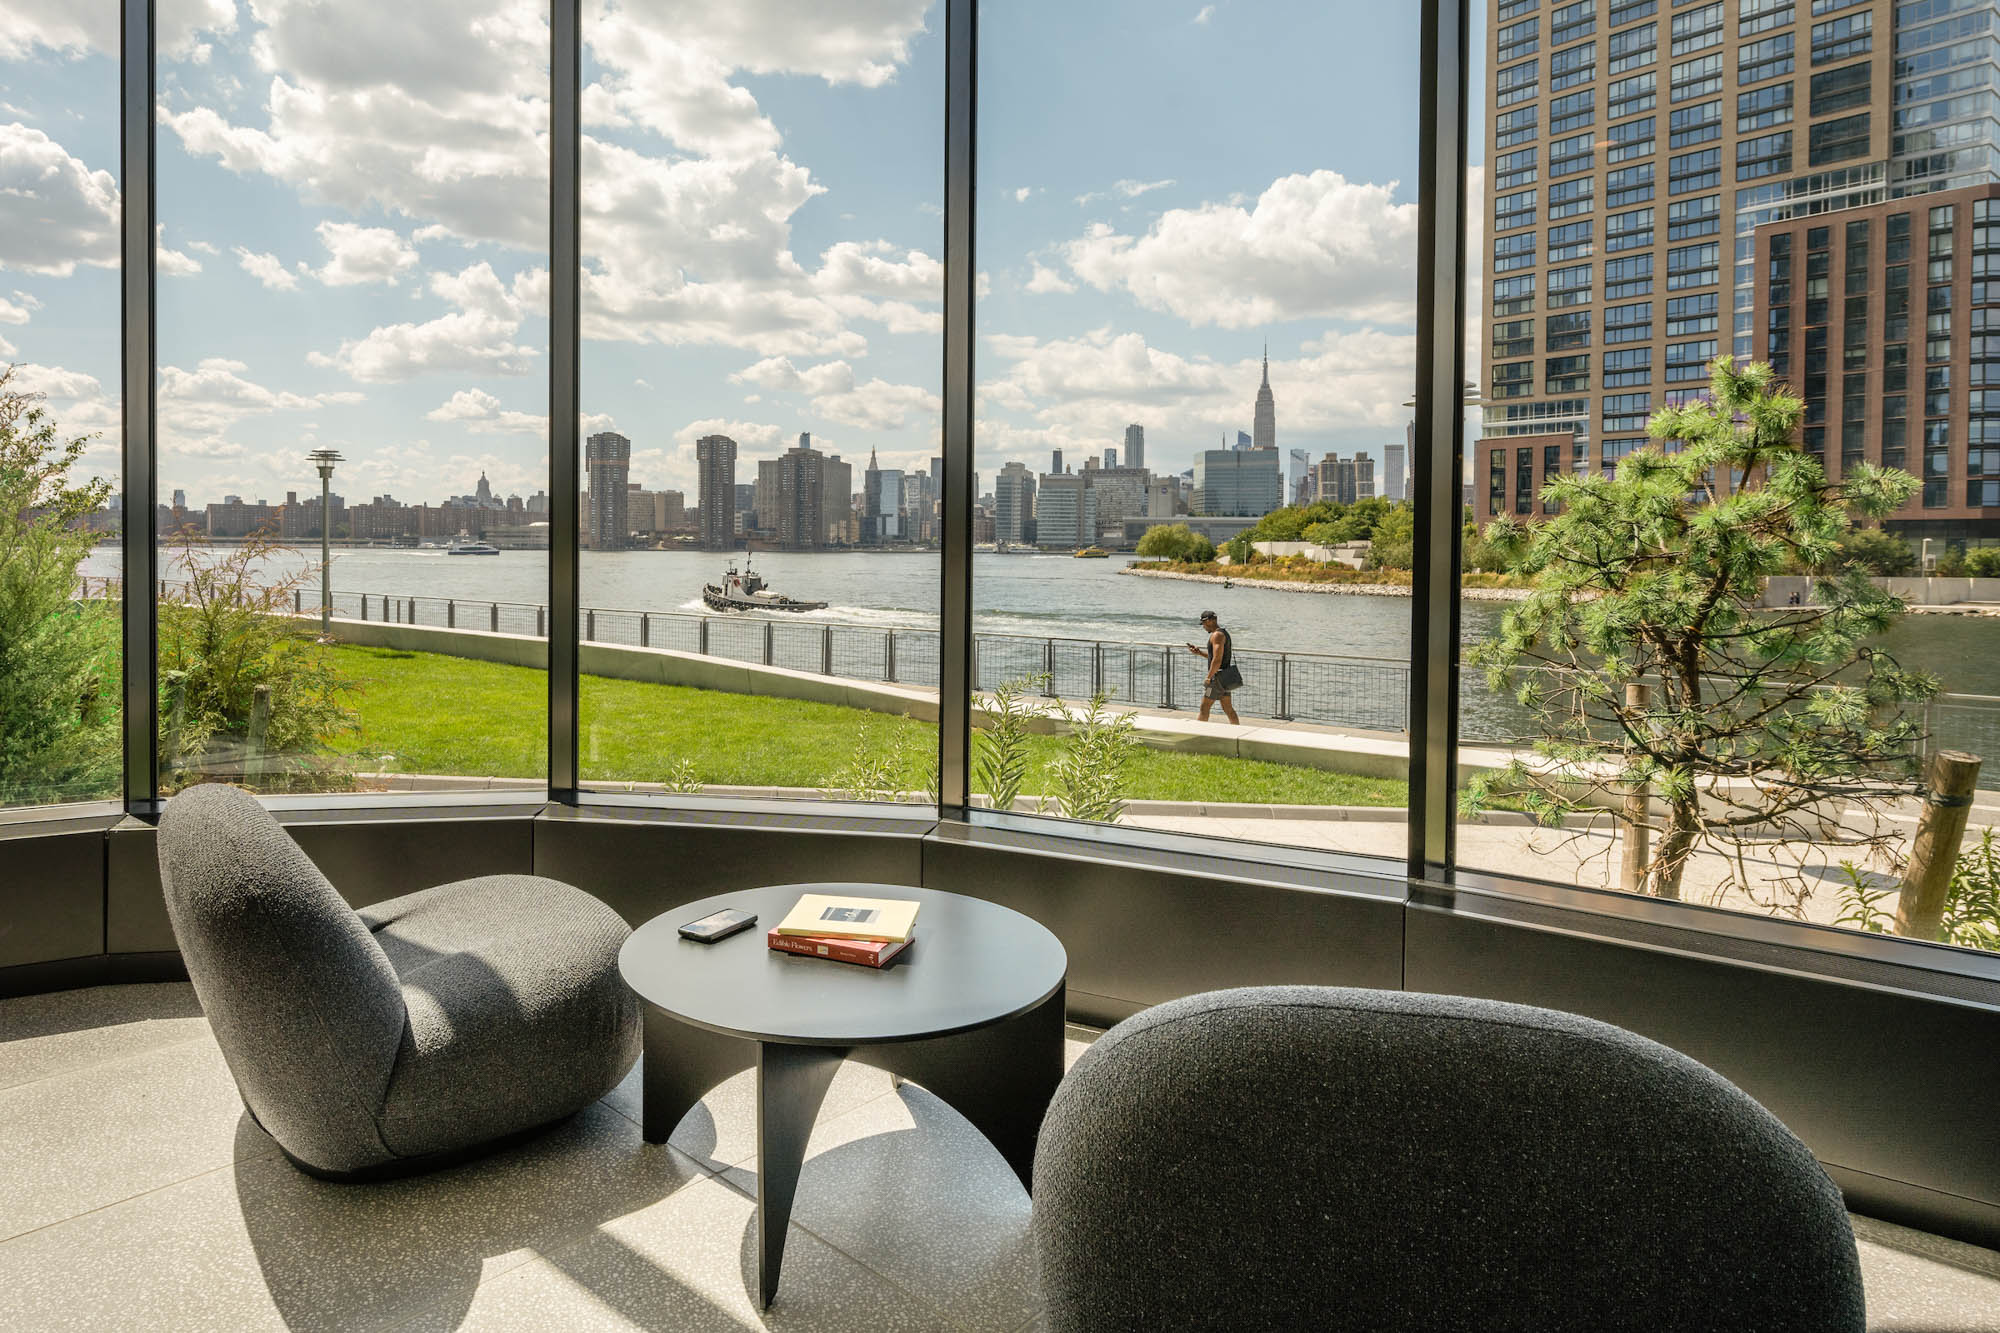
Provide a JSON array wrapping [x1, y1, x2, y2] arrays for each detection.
[[157, 226, 204, 276], [728, 356, 938, 430], [1075, 178, 1177, 206], [0, 0, 234, 61], [153, 357, 362, 455], [1013, 186, 1035, 203], [1025, 264, 1075, 295], [672, 417, 784, 451], [0, 289, 40, 324], [314, 221, 420, 286], [0, 123, 119, 275], [235, 247, 300, 290], [1193, 5, 1216, 24], [1061, 169, 1417, 329], [310, 261, 540, 382], [156, 1, 943, 366], [426, 387, 546, 435]]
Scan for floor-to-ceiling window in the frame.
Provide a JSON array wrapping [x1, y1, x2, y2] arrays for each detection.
[[1454, 0, 2000, 957], [575, 1, 944, 804], [151, 0, 550, 796], [0, 3, 123, 810], [969, 0, 1422, 849]]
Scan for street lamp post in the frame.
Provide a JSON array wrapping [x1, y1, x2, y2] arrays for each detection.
[[307, 449, 343, 636]]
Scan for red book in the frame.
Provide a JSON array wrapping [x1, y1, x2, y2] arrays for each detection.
[[768, 928, 913, 968]]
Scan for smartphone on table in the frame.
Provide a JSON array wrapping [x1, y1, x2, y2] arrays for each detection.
[[678, 908, 758, 943]]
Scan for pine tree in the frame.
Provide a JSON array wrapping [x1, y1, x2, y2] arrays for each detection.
[[1465, 356, 1936, 899]]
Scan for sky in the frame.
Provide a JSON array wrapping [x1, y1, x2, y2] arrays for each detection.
[[0, 0, 1438, 509]]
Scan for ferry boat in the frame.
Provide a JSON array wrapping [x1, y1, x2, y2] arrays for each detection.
[[445, 533, 500, 556], [1072, 546, 1111, 558], [701, 556, 828, 612]]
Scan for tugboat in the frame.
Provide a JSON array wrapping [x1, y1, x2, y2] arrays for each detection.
[[702, 555, 828, 612]]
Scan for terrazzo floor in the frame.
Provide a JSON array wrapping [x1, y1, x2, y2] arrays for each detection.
[[3, 982, 1997, 1331]]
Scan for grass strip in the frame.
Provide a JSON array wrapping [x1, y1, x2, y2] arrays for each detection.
[[326, 643, 1405, 807]]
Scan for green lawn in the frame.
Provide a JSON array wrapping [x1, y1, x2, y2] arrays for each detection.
[[326, 644, 1405, 807]]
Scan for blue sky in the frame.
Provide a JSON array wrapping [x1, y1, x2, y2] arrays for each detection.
[[0, 0, 1431, 509]]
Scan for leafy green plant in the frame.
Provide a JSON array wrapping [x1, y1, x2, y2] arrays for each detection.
[[825, 718, 901, 802], [661, 757, 705, 794], [1464, 356, 1935, 900], [1939, 828, 2000, 951], [974, 675, 1046, 811], [1833, 862, 1895, 935], [1224, 532, 1257, 565], [0, 368, 119, 806], [158, 526, 358, 791], [1050, 691, 1139, 823]]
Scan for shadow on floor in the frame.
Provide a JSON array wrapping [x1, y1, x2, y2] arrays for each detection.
[[0, 981, 203, 1045], [229, 1103, 734, 1332]]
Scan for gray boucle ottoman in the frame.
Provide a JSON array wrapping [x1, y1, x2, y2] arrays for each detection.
[[1032, 985, 1863, 1333]]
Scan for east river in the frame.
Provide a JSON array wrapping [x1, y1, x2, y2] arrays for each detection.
[[84, 545, 2000, 700]]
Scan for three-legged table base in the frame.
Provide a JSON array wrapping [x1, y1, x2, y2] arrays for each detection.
[[638, 986, 1066, 1308]]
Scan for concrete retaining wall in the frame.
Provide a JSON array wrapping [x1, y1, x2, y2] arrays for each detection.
[[1763, 574, 2000, 606]]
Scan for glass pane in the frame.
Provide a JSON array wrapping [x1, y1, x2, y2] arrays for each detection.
[[973, 1, 1419, 849], [0, 3, 123, 808], [1459, 0, 2000, 955], [576, 3, 942, 802], [154, 0, 549, 795]]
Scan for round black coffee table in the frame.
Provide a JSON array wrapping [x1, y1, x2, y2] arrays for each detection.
[[619, 883, 1068, 1308]]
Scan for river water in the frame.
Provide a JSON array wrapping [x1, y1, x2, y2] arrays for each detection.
[[85, 545, 2000, 699]]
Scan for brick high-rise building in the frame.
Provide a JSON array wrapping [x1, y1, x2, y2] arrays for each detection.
[[696, 434, 737, 550], [584, 431, 631, 550], [1752, 184, 2000, 541], [1474, 0, 2000, 532]]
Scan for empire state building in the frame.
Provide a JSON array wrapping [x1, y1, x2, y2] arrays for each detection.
[[1252, 344, 1275, 449]]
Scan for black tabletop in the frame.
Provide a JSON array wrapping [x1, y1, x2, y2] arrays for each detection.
[[619, 883, 1068, 1046]]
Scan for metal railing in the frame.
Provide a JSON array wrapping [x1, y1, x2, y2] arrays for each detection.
[[98, 575, 2000, 788]]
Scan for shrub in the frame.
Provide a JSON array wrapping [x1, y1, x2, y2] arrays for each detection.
[[1965, 546, 2000, 578], [1827, 525, 1917, 576], [0, 368, 118, 805], [157, 527, 358, 791]]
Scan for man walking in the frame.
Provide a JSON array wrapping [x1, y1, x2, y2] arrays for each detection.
[[1187, 610, 1240, 725]]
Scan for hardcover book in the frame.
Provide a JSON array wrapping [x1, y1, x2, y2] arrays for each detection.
[[774, 892, 920, 943], [767, 929, 913, 968]]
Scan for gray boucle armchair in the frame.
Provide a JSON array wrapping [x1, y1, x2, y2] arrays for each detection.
[[1033, 985, 1865, 1333], [158, 783, 640, 1180]]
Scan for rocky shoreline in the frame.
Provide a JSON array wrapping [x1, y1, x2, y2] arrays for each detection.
[[1120, 566, 1537, 601]]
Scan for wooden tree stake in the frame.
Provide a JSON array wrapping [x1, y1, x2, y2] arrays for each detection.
[[1895, 750, 1983, 942], [1622, 682, 1652, 894]]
